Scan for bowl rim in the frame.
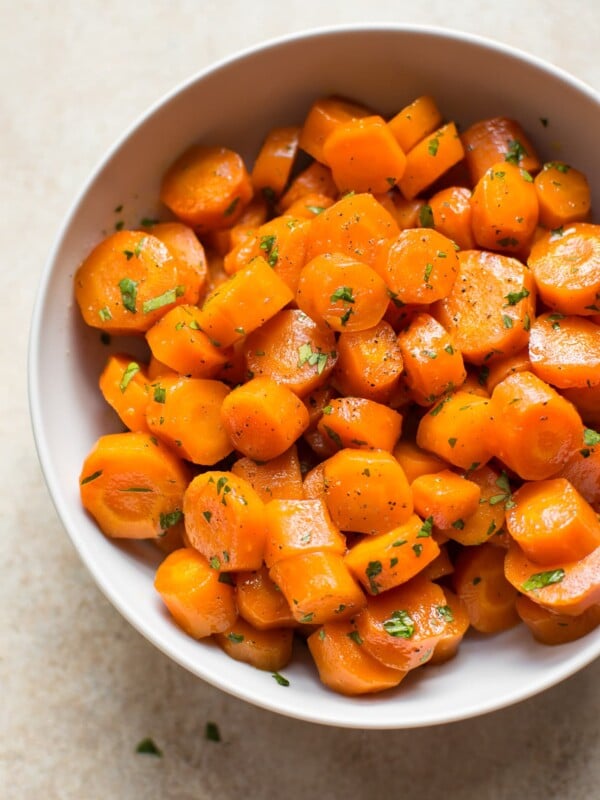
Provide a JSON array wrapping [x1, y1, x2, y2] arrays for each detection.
[[28, 22, 600, 729]]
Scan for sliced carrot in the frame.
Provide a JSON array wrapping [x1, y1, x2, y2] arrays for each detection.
[[296, 252, 389, 333], [461, 116, 541, 185], [422, 544, 454, 581], [440, 464, 509, 547], [183, 471, 266, 571], [251, 125, 300, 197], [269, 550, 366, 624], [432, 249, 536, 365], [452, 543, 519, 634], [558, 428, 600, 508], [146, 221, 208, 305], [203, 250, 229, 295], [220, 376, 309, 461], [99, 354, 151, 433], [471, 162, 539, 253], [197, 255, 294, 347], [505, 478, 600, 564], [411, 470, 481, 529], [298, 95, 372, 164], [264, 497, 346, 567], [305, 191, 399, 269], [230, 215, 311, 293], [205, 195, 268, 257], [153, 520, 185, 555], [397, 312, 466, 405], [230, 446, 304, 503], [283, 192, 335, 220], [279, 161, 337, 210], [307, 620, 406, 696], [323, 115, 407, 194], [215, 618, 294, 672], [428, 186, 475, 250], [344, 514, 440, 595], [160, 144, 253, 231], [504, 541, 600, 616], [145, 304, 231, 378], [534, 161, 591, 230], [213, 339, 248, 387], [303, 428, 339, 461], [489, 370, 582, 480], [302, 384, 338, 429], [302, 462, 327, 500], [79, 432, 190, 539], [145, 376, 233, 465], [244, 309, 337, 397], [392, 439, 448, 484], [74, 230, 182, 334], [562, 384, 600, 429], [147, 353, 176, 380], [389, 194, 425, 230], [154, 548, 236, 638], [323, 448, 413, 535], [387, 95, 443, 153], [484, 349, 532, 393], [428, 588, 470, 665], [516, 595, 600, 646], [333, 320, 403, 404], [528, 313, 600, 389], [355, 575, 449, 670], [317, 397, 403, 453], [398, 122, 465, 200], [527, 223, 600, 316], [375, 228, 459, 305], [416, 390, 493, 470], [236, 566, 297, 630]]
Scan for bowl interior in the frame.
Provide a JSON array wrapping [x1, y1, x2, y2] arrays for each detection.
[[30, 25, 600, 728]]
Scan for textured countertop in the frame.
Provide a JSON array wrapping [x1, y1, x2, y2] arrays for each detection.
[[3, 2, 600, 798]]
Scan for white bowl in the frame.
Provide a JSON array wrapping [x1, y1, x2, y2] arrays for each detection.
[[29, 24, 600, 728]]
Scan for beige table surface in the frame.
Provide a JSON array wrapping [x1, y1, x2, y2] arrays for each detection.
[[2, 1, 600, 798]]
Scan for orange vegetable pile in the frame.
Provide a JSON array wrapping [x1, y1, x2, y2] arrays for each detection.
[[76, 93, 600, 696]]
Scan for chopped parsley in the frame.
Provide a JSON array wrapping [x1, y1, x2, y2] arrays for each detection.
[[504, 288, 530, 306], [330, 286, 355, 304], [142, 285, 184, 314], [135, 738, 162, 756], [224, 197, 240, 217], [383, 609, 415, 639], [522, 568, 565, 592], [80, 470, 102, 485], [428, 136, 440, 156], [153, 385, 166, 403], [505, 139, 528, 165], [437, 605, 454, 622], [205, 722, 221, 742], [297, 343, 329, 375], [259, 234, 278, 266], [365, 560, 382, 594], [419, 204, 434, 228], [118, 277, 138, 313], [160, 510, 182, 530], [488, 470, 516, 509], [272, 672, 290, 686], [119, 362, 140, 392]]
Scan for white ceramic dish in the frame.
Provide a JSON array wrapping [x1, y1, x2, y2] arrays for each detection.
[[29, 24, 600, 728]]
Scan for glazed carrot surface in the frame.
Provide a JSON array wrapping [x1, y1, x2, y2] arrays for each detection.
[[75, 91, 600, 696]]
